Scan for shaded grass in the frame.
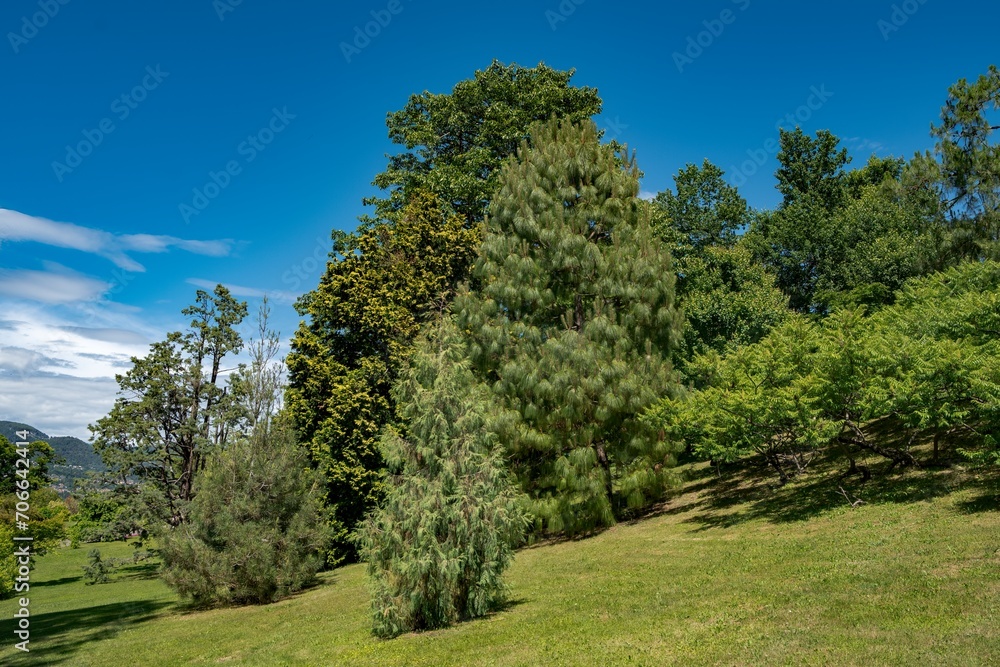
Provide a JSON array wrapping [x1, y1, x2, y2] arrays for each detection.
[[2, 461, 999, 666]]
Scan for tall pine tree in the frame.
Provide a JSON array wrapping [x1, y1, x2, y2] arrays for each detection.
[[457, 118, 684, 535]]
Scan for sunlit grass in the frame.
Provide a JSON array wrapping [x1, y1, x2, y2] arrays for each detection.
[[2, 460, 998, 666]]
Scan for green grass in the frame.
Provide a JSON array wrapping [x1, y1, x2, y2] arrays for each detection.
[[3, 460, 999, 666]]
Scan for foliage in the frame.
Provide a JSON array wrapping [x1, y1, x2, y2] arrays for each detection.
[[647, 260, 1000, 480], [931, 64, 1000, 253], [159, 422, 330, 606], [290, 63, 603, 563], [457, 118, 684, 534], [358, 318, 528, 638], [82, 549, 112, 585], [0, 436, 61, 494], [90, 286, 248, 528], [652, 159, 750, 253], [1, 488, 70, 598], [288, 191, 480, 562], [673, 244, 790, 367], [749, 133, 932, 312], [70, 476, 145, 544], [366, 60, 603, 225]]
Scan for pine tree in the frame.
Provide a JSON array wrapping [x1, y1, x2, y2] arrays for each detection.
[[456, 118, 684, 535], [358, 317, 528, 638], [159, 422, 330, 606]]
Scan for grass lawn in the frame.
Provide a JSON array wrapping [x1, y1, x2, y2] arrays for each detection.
[[2, 459, 999, 666]]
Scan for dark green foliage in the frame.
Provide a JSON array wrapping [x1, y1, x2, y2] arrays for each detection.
[[0, 436, 60, 494], [159, 424, 330, 606], [367, 60, 603, 225], [359, 318, 527, 638], [288, 192, 481, 562], [457, 118, 684, 535], [749, 132, 933, 312], [653, 160, 750, 253], [930, 65, 1000, 257]]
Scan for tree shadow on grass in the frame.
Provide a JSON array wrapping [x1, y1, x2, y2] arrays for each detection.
[[652, 451, 1000, 532], [0, 599, 171, 666], [30, 576, 82, 589]]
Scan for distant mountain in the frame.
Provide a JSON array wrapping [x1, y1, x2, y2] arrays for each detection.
[[0, 420, 105, 494]]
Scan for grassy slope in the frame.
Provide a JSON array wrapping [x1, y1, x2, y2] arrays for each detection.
[[2, 461, 999, 667]]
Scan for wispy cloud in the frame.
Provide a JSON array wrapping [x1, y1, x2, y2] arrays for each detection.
[[186, 278, 298, 305], [0, 264, 110, 304], [0, 208, 235, 272]]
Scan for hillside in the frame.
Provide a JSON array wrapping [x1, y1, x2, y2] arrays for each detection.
[[2, 459, 997, 666], [0, 420, 104, 493]]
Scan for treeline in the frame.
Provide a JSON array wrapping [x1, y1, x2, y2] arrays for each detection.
[[9, 61, 997, 637]]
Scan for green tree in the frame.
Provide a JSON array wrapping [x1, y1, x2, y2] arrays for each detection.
[[674, 244, 790, 365], [457, 118, 684, 535], [288, 192, 480, 561], [359, 317, 527, 638], [159, 421, 329, 606], [653, 159, 750, 253], [367, 60, 603, 225], [289, 64, 603, 562], [930, 65, 1000, 258], [91, 286, 247, 528]]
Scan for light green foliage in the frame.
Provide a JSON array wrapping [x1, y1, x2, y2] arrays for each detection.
[[648, 316, 835, 481], [1, 488, 70, 598], [159, 423, 330, 606], [359, 318, 528, 638], [457, 118, 684, 534], [82, 549, 111, 585], [648, 260, 1000, 479], [367, 60, 603, 225], [90, 286, 247, 528]]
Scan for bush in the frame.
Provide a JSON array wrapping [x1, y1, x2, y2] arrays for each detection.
[[159, 424, 330, 605]]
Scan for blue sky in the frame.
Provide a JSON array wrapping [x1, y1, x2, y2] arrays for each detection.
[[0, 0, 996, 437]]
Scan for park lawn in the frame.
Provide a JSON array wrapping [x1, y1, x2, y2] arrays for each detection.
[[2, 460, 999, 666]]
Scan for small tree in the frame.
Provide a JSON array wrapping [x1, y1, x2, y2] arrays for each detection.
[[159, 423, 329, 605], [358, 318, 528, 638]]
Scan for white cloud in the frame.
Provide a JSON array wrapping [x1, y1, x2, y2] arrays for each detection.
[[0, 375, 120, 439], [0, 267, 109, 304], [0, 208, 235, 272], [0, 300, 157, 436]]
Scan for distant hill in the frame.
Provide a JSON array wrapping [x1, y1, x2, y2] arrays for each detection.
[[0, 420, 105, 494]]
